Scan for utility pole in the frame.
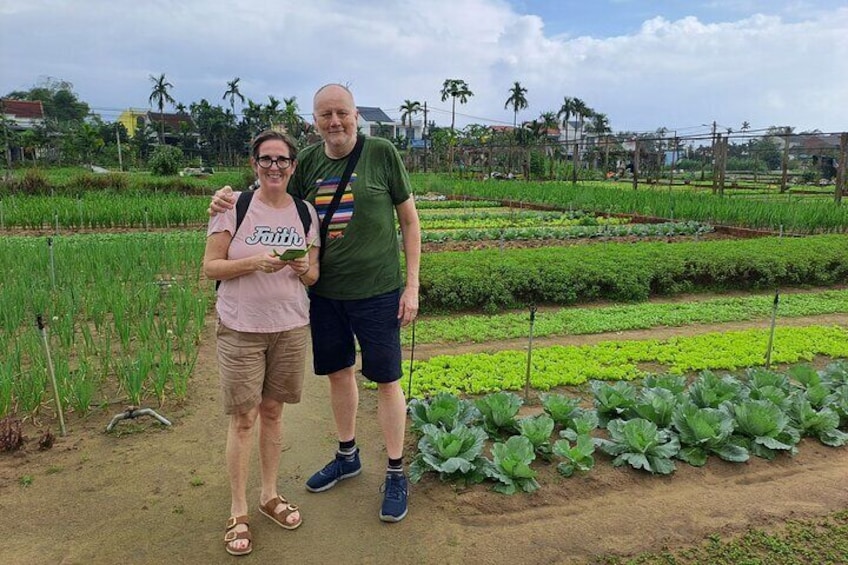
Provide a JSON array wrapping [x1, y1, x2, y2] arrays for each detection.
[[422, 101, 428, 173], [710, 121, 718, 193], [780, 130, 791, 193], [836, 132, 847, 205], [116, 124, 124, 172]]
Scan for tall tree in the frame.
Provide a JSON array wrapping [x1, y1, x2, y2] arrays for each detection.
[[504, 82, 528, 128], [148, 73, 175, 143], [557, 96, 575, 158], [222, 77, 245, 118], [440, 79, 473, 133], [399, 99, 422, 138], [281, 96, 305, 139]]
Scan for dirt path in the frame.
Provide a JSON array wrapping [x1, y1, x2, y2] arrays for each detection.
[[2, 315, 847, 565]]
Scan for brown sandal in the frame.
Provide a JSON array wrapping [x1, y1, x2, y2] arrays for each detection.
[[259, 495, 302, 530], [224, 515, 252, 556]]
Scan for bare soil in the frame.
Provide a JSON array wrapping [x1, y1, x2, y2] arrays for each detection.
[[2, 315, 847, 565]]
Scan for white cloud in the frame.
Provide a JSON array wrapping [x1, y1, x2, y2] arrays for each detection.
[[1, 0, 846, 132]]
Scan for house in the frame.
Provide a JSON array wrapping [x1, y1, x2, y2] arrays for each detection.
[[118, 108, 197, 145], [1, 99, 47, 162], [354, 106, 424, 141], [1, 99, 46, 131], [356, 106, 397, 138]]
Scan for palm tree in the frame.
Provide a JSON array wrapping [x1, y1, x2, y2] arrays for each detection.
[[282, 97, 301, 137], [440, 79, 473, 133], [570, 98, 593, 176], [399, 100, 422, 139], [175, 102, 187, 115], [588, 112, 612, 171], [148, 73, 175, 143], [265, 96, 282, 127], [504, 82, 528, 129], [222, 77, 245, 119], [557, 96, 575, 159]]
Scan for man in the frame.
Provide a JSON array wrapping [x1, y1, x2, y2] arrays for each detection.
[[211, 84, 420, 523]]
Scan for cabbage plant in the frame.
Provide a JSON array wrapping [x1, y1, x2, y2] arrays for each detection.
[[553, 434, 595, 477], [787, 396, 848, 447], [475, 391, 523, 437], [672, 402, 749, 466], [632, 387, 682, 429], [516, 414, 555, 459], [591, 381, 637, 426], [687, 370, 743, 409], [408, 423, 490, 485], [595, 418, 680, 475], [727, 399, 800, 460], [484, 435, 540, 494], [408, 392, 481, 433], [559, 409, 599, 442], [539, 393, 581, 428]]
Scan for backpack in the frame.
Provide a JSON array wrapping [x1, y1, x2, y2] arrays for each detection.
[[215, 190, 312, 290]]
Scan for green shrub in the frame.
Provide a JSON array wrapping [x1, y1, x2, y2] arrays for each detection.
[[419, 235, 848, 313], [149, 145, 184, 176]]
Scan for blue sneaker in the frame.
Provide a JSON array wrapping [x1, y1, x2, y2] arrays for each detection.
[[306, 449, 362, 492], [379, 472, 408, 523]]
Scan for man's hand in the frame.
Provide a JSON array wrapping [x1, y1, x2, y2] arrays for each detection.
[[397, 285, 419, 327], [209, 186, 237, 216]]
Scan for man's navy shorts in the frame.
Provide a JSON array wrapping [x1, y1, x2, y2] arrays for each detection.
[[309, 289, 402, 383]]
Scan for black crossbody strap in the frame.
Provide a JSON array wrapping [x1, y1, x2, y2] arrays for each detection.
[[319, 134, 364, 260]]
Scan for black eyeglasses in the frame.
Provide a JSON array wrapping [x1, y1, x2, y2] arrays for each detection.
[[256, 156, 294, 169]]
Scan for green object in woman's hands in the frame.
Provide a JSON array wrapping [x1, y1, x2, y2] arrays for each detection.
[[273, 248, 308, 260]]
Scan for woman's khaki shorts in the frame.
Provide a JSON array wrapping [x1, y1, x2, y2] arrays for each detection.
[[216, 321, 308, 415]]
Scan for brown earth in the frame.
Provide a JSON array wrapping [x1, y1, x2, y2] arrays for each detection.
[[2, 315, 847, 565]]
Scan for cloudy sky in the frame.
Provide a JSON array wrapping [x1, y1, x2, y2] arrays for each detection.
[[2, 0, 846, 137]]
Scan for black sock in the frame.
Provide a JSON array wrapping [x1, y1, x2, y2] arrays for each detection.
[[387, 457, 403, 473], [338, 439, 356, 456]]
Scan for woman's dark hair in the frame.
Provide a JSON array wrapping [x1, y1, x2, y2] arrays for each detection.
[[250, 130, 299, 161]]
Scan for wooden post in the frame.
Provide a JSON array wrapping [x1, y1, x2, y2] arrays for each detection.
[[718, 135, 728, 196], [836, 132, 847, 205]]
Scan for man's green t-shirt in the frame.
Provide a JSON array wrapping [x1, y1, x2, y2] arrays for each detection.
[[290, 136, 412, 300]]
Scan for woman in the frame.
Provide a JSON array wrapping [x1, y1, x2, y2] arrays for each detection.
[[203, 130, 320, 556]]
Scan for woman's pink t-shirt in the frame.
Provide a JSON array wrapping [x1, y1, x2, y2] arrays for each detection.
[[208, 192, 320, 333]]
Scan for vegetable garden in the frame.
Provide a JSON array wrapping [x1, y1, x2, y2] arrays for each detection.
[[1, 170, 847, 563]]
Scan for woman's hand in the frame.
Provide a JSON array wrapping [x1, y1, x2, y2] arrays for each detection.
[[209, 186, 237, 216], [254, 253, 285, 274]]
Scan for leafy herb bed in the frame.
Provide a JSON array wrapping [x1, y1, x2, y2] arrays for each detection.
[[429, 178, 848, 233], [421, 221, 711, 243], [420, 234, 848, 313], [404, 289, 848, 346], [388, 325, 848, 398]]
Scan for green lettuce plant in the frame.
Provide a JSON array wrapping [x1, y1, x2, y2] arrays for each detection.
[[595, 418, 680, 475]]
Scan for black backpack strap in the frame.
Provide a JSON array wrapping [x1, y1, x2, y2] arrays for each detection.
[[319, 134, 365, 260], [292, 196, 312, 240], [216, 190, 254, 290]]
